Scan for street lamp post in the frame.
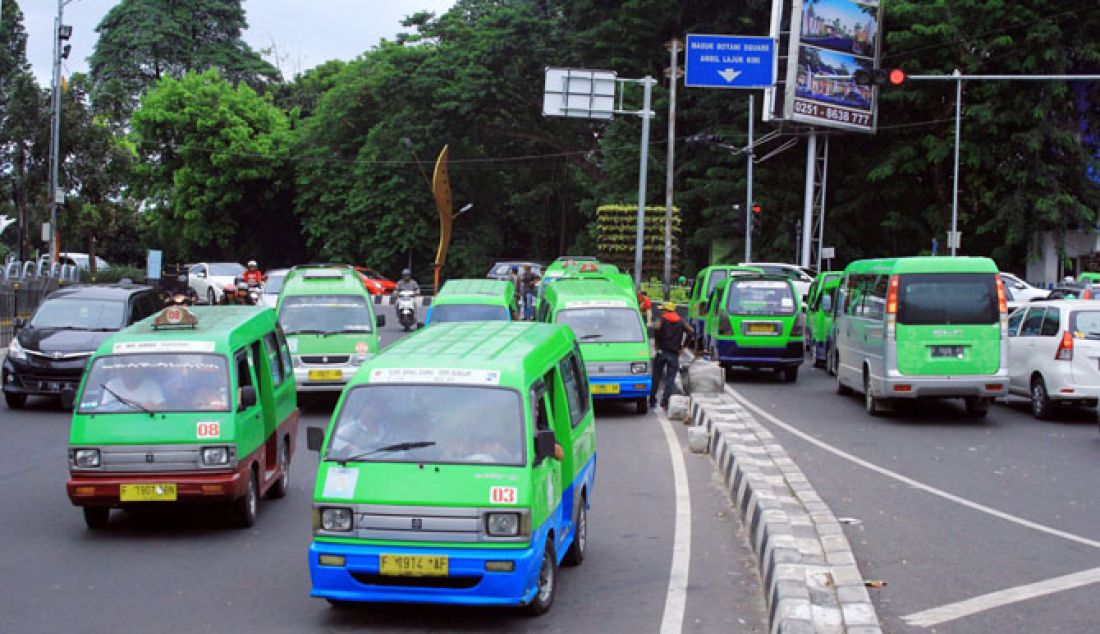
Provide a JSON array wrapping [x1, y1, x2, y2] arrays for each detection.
[[48, 0, 73, 264]]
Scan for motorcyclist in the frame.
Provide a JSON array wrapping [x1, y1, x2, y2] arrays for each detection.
[[395, 269, 420, 294], [220, 279, 252, 305], [242, 260, 264, 285]]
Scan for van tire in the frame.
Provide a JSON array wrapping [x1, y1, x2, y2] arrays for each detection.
[[965, 397, 990, 418], [825, 344, 836, 376], [835, 354, 851, 395], [635, 398, 649, 415], [207, 288, 216, 305], [1030, 377, 1054, 420], [563, 496, 587, 566], [82, 507, 110, 529], [864, 374, 884, 416], [5, 392, 27, 409], [230, 469, 259, 528], [267, 438, 291, 499], [781, 366, 798, 383], [525, 539, 557, 616]]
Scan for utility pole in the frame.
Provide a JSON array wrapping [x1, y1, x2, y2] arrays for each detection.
[[662, 40, 680, 299], [48, 0, 73, 264], [800, 131, 816, 267], [632, 76, 655, 289], [745, 94, 754, 263]]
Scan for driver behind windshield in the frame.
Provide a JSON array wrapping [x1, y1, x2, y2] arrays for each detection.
[[98, 365, 166, 411]]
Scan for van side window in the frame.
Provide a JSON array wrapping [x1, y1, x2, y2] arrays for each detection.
[[1020, 308, 1045, 336], [572, 344, 590, 404], [1007, 309, 1025, 336], [275, 325, 293, 378], [559, 352, 589, 427], [865, 275, 888, 320], [263, 332, 285, 386], [531, 388, 552, 432], [235, 349, 254, 390], [1040, 307, 1060, 336]]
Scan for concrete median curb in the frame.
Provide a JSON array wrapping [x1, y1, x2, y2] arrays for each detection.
[[689, 392, 882, 634]]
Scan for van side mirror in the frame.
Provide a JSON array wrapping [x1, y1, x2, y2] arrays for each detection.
[[534, 429, 558, 464], [376, 314, 386, 328], [238, 386, 257, 410], [12, 317, 25, 330], [306, 426, 325, 452]]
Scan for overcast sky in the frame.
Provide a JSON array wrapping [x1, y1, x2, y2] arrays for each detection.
[[23, 0, 457, 85]]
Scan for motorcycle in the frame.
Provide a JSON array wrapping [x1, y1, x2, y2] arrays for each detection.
[[396, 290, 417, 331], [246, 281, 263, 306]]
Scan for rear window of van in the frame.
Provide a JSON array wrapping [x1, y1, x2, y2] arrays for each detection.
[[897, 273, 998, 325]]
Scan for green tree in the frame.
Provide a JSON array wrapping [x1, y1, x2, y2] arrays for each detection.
[[130, 69, 299, 264], [89, 0, 279, 117]]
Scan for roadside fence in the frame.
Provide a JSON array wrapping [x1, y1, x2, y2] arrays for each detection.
[[1, 258, 80, 347]]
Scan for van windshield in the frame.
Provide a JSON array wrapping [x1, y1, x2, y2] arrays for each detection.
[[327, 385, 524, 466], [31, 298, 125, 330], [432, 304, 510, 323], [78, 354, 230, 413], [279, 294, 373, 334], [897, 273, 998, 325], [556, 307, 645, 343], [727, 281, 796, 315]]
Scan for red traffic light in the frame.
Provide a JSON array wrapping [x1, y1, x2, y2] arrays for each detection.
[[751, 203, 762, 214], [888, 68, 907, 85]]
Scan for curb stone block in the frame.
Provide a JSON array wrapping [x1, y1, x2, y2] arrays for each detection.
[[667, 394, 691, 422]]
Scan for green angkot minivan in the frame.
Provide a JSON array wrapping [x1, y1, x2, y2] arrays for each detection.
[[688, 265, 764, 347], [67, 305, 299, 529], [538, 279, 651, 413], [427, 278, 517, 324], [805, 271, 843, 369], [277, 266, 384, 392], [307, 321, 596, 614], [704, 275, 805, 382]]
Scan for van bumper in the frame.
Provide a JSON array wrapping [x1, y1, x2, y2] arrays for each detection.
[[309, 536, 545, 607], [874, 372, 1009, 400], [294, 365, 357, 392], [715, 340, 804, 368], [589, 375, 652, 400], [66, 464, 250, 507]]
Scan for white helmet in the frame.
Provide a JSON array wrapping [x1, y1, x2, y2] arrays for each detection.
[[247, 260, 258, 268]]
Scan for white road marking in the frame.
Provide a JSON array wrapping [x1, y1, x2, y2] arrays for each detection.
[[655, 408, 692, 634], [901, 566, 1100, 627], [725, 385, 1100, 550]]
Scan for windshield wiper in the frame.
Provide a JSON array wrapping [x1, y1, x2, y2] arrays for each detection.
[[286, 328, 328, 335], [333, 441, 437, 465], [99, 383, 155, 417], [580, 333, 604, 340], [322, 328, 371, 337]]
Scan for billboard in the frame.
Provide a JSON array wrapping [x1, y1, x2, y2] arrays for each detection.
[[780, 0, 884, 133]]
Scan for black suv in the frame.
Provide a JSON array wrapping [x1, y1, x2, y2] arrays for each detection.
[[3, 284, 160, 409]]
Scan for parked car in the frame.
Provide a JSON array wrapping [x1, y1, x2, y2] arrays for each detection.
[[1006, 300, 1100, 419], [739, 262, 814, 302], [188, 262, 245, 305], [3, 283, 160, 409], [1000, 272, 1049, 302], [260, 268, 289, 308], [486, 260, 543, 281], [352, 267, 396, 295]]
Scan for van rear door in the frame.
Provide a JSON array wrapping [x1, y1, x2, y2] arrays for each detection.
[[895, 273, 1001, 376], [1069, 309, 1100, 388]]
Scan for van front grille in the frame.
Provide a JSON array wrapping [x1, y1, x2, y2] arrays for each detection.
[[301, 355, 350, 364]]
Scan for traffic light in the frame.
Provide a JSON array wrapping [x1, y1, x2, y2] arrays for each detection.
[[751, 203, 762, 215], [853, 68, 907, 87]]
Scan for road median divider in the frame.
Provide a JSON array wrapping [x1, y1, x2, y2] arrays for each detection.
[[686, 381, 882, 633]]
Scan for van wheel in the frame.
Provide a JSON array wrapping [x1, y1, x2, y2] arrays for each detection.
[[4, 392, 27, 409], [563, 497, 587, 566], [782, 366, 798, 383], [230, 469, 259, 528], [825, 344, 836, 376], [864, 374, 884, 416], [635, 398, 649, 415], [835, 354, 851, 395], [267, 439, 291, 499], [82, 507, 110, 529], [207, 288, 216, 305], [525, 539, 557, 616], [1030, 377, 1054, 420], [965, 397, 990, 418]]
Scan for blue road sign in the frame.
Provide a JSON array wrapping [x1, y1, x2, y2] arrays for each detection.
[[684, 34, 775, 89]]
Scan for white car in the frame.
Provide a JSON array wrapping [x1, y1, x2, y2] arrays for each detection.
[[188, 262, 245, 305], [1000, 272, 1049, 303], [260, 268, 289, 308], [739, 262, 814, 302], [1007, 300, 1100, 419]]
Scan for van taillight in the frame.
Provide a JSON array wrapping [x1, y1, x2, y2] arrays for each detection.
[[1055, 330, 1073, 361], [886, 275, 899, 314], [995, 275, 1008, 314]]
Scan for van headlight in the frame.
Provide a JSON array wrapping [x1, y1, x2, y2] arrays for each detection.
[[292, 355, 303, 368], [485, 512, 520, 537], [201, 447, 230, 465], [631, 362, 648, 374], [320, 507, 353, 531], [8, 338, 27, 361], [73, 448, 100, 468]]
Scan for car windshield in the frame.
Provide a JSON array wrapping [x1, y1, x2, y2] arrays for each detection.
[[897, 273, 998, 325], [208, 263, 244, 276], [264, 273, 287, 294], [78, 354, 230, 413], [727, 281, 796, 315], [327, 385, 524, 465], [278, 294, 373, 334], [432, 304, 510, 323], [556, 307, 645, 343], [31, 298, 125, 330]]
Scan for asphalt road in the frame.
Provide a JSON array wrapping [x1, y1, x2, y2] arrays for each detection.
[[0, 305, 767, 634], [724, 362, 1100, 633]]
